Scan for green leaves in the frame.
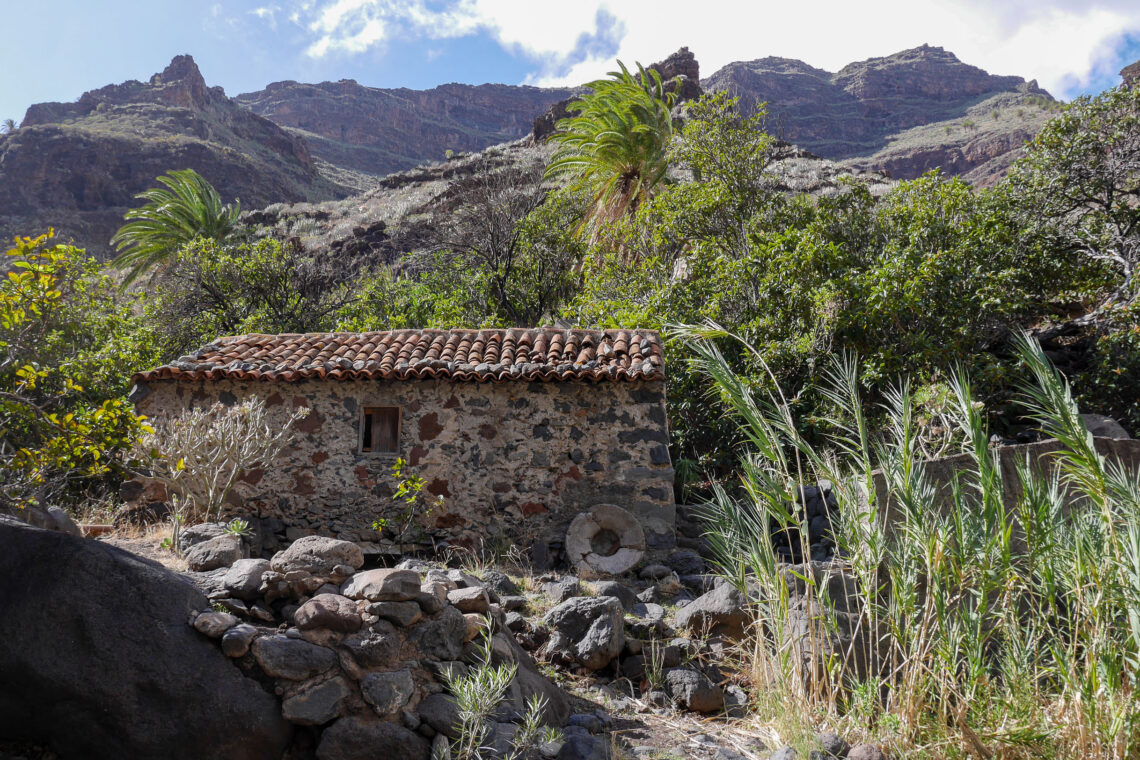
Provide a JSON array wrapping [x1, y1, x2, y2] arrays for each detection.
[[111, 169, 242, 287], [546, 61, 677, 241]]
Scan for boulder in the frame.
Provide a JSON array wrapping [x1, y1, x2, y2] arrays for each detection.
[[416, 693, 461, 739], [592, 580, 639, 611], [361, 670, 415, 715], [664, 668, 724, 713], [272, 535, 364, 576], [543, 596, 625, 671], [282, 676, 352, 725], [179, 522, 226, 550], [673, 583, 751, 638], [341, 631, 399, 670], [252, 635, 337, 680], [447, 586, 490, 613], [342, 568, 421, 602], [368, 600, 424, 627], [543, 577, 581, 604], [316, 716, 430, 760], [295, 594, 363, 633], [193, 611, 238, 638], [0, 516, 290, 760], [411, 605, 468, 660], [184, 534, 242, 572], [665, 549, 705, 576], [222, 558, 270, 601], [221, 624, 258, 658]]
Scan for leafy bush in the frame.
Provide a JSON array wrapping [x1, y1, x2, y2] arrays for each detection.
[[147, 237, 354, 359], [683, 322, 1140, 757], [0, 232, 156, 510]]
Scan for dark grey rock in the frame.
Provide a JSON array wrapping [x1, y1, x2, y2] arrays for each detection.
[[723, 684, 749, 718], [295, 594, 362, 632], [592, 580, 639, 611], [448, 586, 491, 613], [184, 534, 242, 572], [481, 570, 521, 596], [316, 716, 430, 760], [282, 676, 351, 725], [425, 660, 469, 684], [0, 517, 290, 760], [221, 623, 258, 657], [673, 584, 751, 638], [500, 594, 527, 611], [412, 606, 468, 660], [368, 600, 424, 627], [252, 635, 337, 679], [544, 577, 581, 604], [556, 725, 609, 760], [341, 632, 399, 669], [665, 549, 705, 576], [361, 669, 415, 715], [665, 668, 724, 713], [543, 596, 624, 670], [416, 693, 461, 739], [817, 731, 848, 758], [567, 713, 603, 734]]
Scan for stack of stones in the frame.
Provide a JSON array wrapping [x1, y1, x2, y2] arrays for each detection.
[[186, 536, 568, 760], [770, 484, 839, 563]]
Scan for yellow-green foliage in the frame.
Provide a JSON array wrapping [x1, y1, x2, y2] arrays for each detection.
[[1, 232, 157, 508]]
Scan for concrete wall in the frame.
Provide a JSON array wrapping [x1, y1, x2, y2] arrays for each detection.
[[132, 377, 675, 556]]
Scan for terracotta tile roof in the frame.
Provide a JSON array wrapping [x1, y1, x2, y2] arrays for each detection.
[[132, 328, 665, 384]]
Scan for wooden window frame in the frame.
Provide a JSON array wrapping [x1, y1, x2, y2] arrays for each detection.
[[359, 406, 401, 455]]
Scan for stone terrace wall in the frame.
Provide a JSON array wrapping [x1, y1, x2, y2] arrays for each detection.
[[132, 377, 675, 555]]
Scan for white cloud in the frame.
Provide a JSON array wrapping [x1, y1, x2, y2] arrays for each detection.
[[268, 0, 1140, 97]]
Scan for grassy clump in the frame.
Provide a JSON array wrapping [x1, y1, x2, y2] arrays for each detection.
[[680, 322, 1140, 758]]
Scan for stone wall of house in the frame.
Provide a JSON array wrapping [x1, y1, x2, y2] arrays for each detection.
[[131, 377, 675, 557]]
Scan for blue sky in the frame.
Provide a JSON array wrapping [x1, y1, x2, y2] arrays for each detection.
[[3, 1, 1139, 123]]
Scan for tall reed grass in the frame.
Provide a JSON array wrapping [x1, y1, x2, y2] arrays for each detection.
[[676, 322, 1140, 758]]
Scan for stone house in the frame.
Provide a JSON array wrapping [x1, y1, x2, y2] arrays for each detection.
[[130, 328, 675, 560]]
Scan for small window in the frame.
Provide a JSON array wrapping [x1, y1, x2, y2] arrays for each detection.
[[360, 407, 400, 454]]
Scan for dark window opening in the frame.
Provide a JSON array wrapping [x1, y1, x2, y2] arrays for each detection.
[[361, 406, 400, 454]]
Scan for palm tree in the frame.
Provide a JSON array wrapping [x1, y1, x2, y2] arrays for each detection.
[[111, 168, 241, 286], [544, 62, 677, 241], [1, 118, 16, 134]]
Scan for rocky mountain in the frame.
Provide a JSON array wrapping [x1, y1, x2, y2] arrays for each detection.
[[0, 56, 354, 258], [702, 44, 1058, 183], [235, 79, 574, 177]]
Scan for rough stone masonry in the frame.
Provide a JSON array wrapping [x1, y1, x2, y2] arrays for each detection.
[[130, 328, 676, 558]]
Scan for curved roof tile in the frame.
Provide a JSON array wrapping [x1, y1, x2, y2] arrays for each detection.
[[132, 328, 665, 384]]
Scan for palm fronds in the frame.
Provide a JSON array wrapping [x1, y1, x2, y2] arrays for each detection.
[[545, 62, 676, 243], [111, 169, 241, 286]]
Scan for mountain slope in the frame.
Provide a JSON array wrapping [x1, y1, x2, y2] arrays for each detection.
[[702, 44, 1057, 182], [235, 79, 574, 177], [0, 56, 353, 258]]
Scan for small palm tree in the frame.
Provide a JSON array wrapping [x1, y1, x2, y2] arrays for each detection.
[[1, 118, 16, 134], [545, 62, 677, 241], [111, 168, 241, 286]]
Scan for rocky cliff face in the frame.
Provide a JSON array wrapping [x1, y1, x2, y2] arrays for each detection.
[[0, 56, 352, 258], [703, 44, 1056, 182], [236, 79, 573, 176]]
